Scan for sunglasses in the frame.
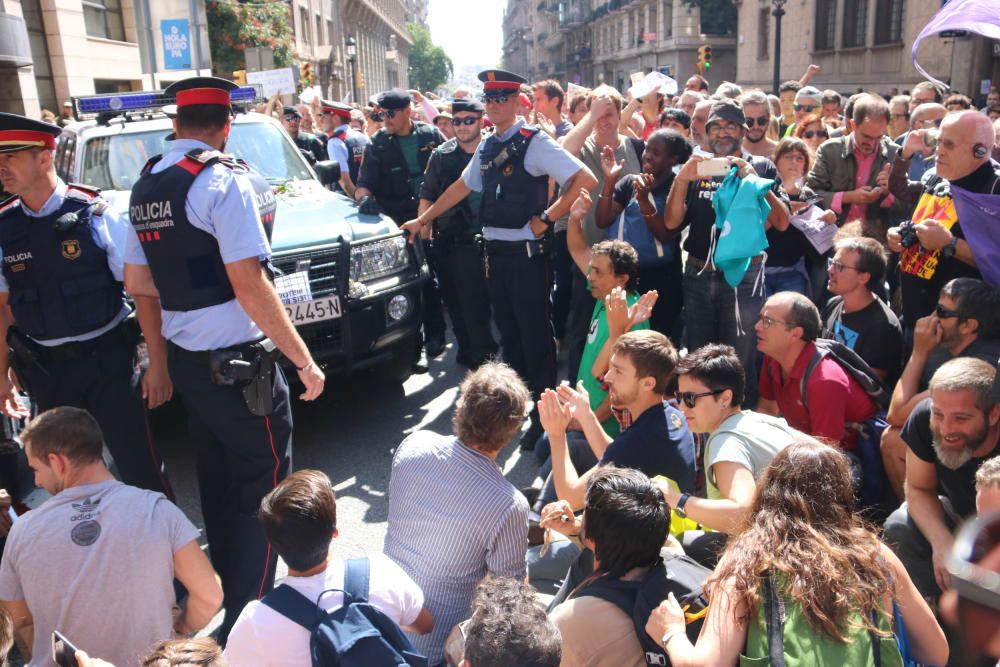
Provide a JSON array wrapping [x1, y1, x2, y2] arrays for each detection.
[[935, 303, 963, 319], [802, 130, 828, 139], [794, 104, 817, 113], [827, 258, 860, 273], [745, 115, 770, 128], [283, 115, 300, 122], [451, 116, 481, 126], [369, 111, 385, 122], [676, 389, 725, 408], [480, 94, 510, 105]]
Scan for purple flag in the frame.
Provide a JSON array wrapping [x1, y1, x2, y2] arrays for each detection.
[[951, 185, 1000, 287], [911, 0, 1000, 89]]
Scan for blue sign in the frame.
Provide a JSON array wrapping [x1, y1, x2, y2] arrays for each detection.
[[161, 19, 191, 70]]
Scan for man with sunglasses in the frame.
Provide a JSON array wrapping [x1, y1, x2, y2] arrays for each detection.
[[884, 358, 1000, 604], [402, 69, 597, 450], [356, 89, 448, 361], [738, 90, 776, 159], [280, 106, 326, 164], [782, 85, 821, 139], [417, 98, 497, 369]]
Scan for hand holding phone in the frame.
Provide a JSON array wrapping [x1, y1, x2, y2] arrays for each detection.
[[696, 157, 731, 177], [52, 630, 78, 667]]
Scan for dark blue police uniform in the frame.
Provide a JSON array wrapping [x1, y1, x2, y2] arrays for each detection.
[[125, 79, 292, 642], [0, 112, 170, 498]]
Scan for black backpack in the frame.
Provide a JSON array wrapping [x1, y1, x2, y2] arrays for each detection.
[[799, 338, 891, 412], [570, 552, 711, 666], [260, 557, 427, 667]]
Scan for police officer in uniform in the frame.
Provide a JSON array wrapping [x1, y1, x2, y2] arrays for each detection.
[[281, 106, 327, 164], [319, 100, 369, 198], [124, 77, 325, 641], [0, 112, 172, 495], [417, 98, 497, 368], [403, 70, 597, 448], [356, 89, 448, 359]]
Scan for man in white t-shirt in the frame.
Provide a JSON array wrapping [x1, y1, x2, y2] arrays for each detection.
[[225, 470, 433, 665], [0, 407, 222, 667]]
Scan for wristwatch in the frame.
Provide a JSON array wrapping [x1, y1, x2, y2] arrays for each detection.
[[540, 210, 553, 227], [675, 493, 690, 519], [940, 235, 958, 259]]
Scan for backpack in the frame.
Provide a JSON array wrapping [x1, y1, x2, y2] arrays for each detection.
[[260, 557, 427, 667], [742, 573, 906, 667], [571, 553, 711, 666], [799, 339, 890, 412]]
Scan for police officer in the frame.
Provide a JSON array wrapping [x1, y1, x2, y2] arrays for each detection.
[[403, 70, 597, 449], [281, 106, 327, 164], [356, 89, 448, 359], [124, 77, 325, 641], [319, 100, 369, 198], [0, 112, 172, 495], [417, 98, 497, 368]]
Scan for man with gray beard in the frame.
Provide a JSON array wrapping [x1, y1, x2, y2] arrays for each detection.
[[885, 357, 1000, 600]]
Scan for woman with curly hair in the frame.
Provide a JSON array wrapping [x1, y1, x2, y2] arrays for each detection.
[[646, 440, 949, 666]]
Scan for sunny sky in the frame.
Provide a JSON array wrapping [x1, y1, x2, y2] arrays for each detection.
[[427, 0, 506, 76]]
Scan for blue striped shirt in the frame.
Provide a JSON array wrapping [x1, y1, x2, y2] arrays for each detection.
[[384, 431, 529, 665]]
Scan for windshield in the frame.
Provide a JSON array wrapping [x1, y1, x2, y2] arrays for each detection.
[[80, 120, 315, 191]]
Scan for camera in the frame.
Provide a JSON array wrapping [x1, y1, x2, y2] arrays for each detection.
[[898, 221, 920, 248]]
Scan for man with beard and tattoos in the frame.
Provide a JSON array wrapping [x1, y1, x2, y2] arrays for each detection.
[[884, 357, 1000, 601]]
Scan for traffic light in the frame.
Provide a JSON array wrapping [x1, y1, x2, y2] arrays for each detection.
[[356, 70, 364, 90], [300, 62, 314, 86], [232, 70, 246, 85], [697, 44, 712, 75]]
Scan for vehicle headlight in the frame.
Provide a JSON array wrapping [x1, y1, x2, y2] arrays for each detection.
[[350, 236, 410, 282]]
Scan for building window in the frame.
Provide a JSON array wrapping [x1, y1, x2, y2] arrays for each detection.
[[842, 0, 867, 48], [82, 0, 126, 42], [874, 0, 903, 44], [316, 13, 324, 45], [20, 0, 58, 112], [328, 19, 335, 48], [758, 8, 769, 60], [300, 7, 311, 44], [814, 0, 837, 51]]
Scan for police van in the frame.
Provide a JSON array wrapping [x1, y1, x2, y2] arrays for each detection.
[[56, 88, 428, 384]]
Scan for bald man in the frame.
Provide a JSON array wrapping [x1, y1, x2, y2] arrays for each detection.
[[888, 110, 999, 333]]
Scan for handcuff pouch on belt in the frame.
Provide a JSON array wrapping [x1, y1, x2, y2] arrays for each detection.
[[208, 339, 278, 416]]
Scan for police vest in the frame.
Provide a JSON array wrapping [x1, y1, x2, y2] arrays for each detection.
[[431, 138, 479, 243], [129, 149, 242, 312], [333, 127, 367, 185], [367, 122, 440, 222], [478, 126, 549, 230], [0, 185, 124, 341], [245, 167, 277, 242]]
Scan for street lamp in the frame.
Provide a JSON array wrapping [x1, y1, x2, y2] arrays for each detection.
[[346, 36, 358, 103], [771, 0, 786, 95]]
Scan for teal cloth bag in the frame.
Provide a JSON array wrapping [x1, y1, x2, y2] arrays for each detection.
[[712, 167, 774, 288]]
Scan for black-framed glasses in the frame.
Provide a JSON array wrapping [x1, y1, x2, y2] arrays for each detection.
[[676, 389, 725, 408], [745, 115, 770, 128], [480, 94, 510, 105], [827, 258, 860, 273], [451, 116, 481, 126], [935, 303, 963, 319], [794, 104, 817, 113], [758, 315, 793, 330], [802, 130, 828, 139]]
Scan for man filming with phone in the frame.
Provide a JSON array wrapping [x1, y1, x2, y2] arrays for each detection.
[[663, 100, 788, 404]]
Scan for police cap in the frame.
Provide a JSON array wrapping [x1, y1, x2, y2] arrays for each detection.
[[451, 98, 484, 114], [165, 76, 239, 110], [320, 100, 353, 120], [375, 89, 412, 110], [0, 111, 61, 153], [477, 69, 527, 95]]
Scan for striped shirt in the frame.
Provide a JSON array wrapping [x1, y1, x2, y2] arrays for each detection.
[[384, 431, 529, 665]]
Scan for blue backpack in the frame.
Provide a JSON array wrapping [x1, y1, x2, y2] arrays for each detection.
[[260, 557, 427, 667]]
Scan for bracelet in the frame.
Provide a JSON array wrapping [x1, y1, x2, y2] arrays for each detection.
[[642, 211, 658, 218], [661, 629, 682, 650], [296, 360, 315, 372]]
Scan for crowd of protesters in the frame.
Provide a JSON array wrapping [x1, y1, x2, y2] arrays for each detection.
[[3, 61, 1000, 667]]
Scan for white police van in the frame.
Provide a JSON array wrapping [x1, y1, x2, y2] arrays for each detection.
[[56, 87, 428, 384]]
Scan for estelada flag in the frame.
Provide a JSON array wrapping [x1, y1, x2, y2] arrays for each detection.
[[951, 185, 1000, 288]]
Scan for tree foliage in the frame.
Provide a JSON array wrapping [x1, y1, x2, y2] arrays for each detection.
[[206, 0, 295, 75], [407, 23, 453, 92]]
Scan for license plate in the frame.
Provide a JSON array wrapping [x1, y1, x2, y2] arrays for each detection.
[[284, 296, 341, 325]]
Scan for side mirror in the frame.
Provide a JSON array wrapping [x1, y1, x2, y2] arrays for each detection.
[[313, 160, 341, 187], [299, 148, 317, 165]]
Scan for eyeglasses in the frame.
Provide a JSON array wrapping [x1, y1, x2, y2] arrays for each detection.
[[827, 258, 860, 273], [935, 303, 963, 319], [890, 113, 910, 121], [708, 123, 741, 135], [283, 115, 300, 122], [794, 104, 817, 113], [451, 116, 481, 126], [802, 130, 828, 139], [745, 115, 770, 128], [481, 94, 510, 105], [758, 315, 793, 329], [369, 111, 385, 122], [915, 117, 944, 128], [382, 109, 401, 120], [676, 389, 725, 408]]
